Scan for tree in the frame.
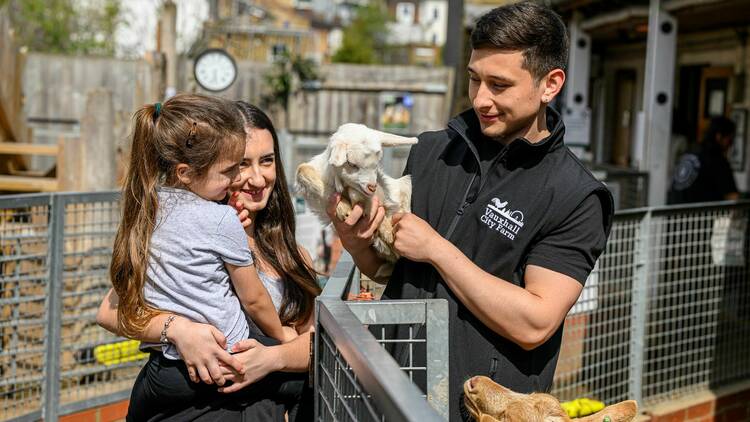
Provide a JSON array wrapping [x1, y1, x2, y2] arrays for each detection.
[[332, 2, 390, 64], [262, 49, 322, 129], [5, 0, 122, 56]]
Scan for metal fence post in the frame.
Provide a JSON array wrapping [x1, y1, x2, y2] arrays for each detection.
[[425, 300, 449, 420], [43, 194, 65, 422], [629, 210, 651, 405]]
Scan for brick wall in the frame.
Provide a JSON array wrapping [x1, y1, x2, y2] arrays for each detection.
[[642, 381, 750, 422], [58, 400, 128, 422]]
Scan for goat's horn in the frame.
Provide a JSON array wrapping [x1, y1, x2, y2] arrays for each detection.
[[371, 129, 419, 146]]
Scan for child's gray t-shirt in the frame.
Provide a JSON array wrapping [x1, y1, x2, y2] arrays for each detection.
[[141, 187, 253, 360]]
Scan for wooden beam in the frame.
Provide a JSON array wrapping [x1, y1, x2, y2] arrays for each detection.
[[0, 142, 60, 156], [0, 175, 58, 192]]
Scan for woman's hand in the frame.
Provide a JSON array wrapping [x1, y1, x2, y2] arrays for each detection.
[[217, 339, 283, 394], [167, 317, 245, 386]]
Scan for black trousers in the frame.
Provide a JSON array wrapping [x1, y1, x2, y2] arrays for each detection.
[[127, 334, 312, 422]]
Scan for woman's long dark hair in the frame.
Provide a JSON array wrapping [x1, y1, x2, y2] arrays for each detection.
[[235, 101, 321, 327]]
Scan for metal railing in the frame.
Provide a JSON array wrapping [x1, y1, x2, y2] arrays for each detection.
[[314, 255, 450, 421], [552, 200, 750, 407], [1, 191, 137, 422], [1, 192, 749, 421], [591, 164, 649, 210]]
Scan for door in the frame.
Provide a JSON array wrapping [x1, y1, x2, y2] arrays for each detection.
[[611, 69, 637, 167], [697, 66, 733, 141]]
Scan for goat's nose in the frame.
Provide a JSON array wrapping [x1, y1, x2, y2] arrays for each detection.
[[468, 377, 477, 392], [367, 183, 377, 193]]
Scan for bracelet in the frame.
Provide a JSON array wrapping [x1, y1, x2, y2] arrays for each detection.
[[160, 315, 176, 345]]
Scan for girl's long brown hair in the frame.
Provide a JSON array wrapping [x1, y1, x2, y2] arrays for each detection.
[[236, 101, 321, 327], [110, 94, 245, 337]]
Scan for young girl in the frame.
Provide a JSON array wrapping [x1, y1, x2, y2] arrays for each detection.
[[109, 94, 290, 420]]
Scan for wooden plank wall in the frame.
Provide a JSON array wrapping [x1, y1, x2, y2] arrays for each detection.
[[23, 55, 452, 181], [26, 56, 452, 140], [0, 8, 28, 145], [184, 61, 454, 136]]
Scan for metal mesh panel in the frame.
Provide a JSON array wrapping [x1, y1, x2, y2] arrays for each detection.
[[317, 328, 384, 422], [0, 203, 49, 420], [552, 213, 643, 404], [642, 206, 750, 405], [370, 324, 427, 393], [57, 198, 144, 407]]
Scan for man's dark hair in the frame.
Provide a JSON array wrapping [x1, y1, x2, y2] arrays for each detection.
[[702, 116, 736, 145], [471, 1, 569, 81]]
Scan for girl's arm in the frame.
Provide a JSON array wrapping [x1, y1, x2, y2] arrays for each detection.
[[95, 288, 244, 385], [226, 264, 288, 342]]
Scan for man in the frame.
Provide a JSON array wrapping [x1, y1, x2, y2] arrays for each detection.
[[669, 116, 739, 204], [327, 2, 614, 420]]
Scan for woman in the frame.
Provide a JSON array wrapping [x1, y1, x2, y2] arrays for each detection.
[[97, 101, 320, 421]]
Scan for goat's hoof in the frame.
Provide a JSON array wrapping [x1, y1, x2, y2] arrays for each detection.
[[335, 199, 352, 221]]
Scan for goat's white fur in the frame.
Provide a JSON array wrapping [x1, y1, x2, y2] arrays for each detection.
[[295, 123, 418, 281]]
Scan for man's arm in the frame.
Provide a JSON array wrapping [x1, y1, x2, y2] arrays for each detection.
[[391, 194, 607, 350], [431, 242, 581, 350]]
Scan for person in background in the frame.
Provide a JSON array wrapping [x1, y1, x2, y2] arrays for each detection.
[[669, 116, 739, 204]]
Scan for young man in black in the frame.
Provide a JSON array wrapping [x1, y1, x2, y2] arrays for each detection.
[[326, 2, 614, 420], [669, 116, 739, 204]]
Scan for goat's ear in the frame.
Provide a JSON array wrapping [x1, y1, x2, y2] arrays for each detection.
[[576, 400, 638, 422], [375, 130, 419, 147], [328, 142, 348, 167]]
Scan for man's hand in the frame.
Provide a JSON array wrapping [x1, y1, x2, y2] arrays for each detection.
[[392, 212, 444, 263], [326, 193, 385, 255]]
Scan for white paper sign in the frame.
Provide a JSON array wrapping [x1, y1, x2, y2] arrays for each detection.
[[711, 215, 747, 267]]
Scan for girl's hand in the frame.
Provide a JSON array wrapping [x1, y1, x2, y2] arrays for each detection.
[[217, 339, 283, 393], [168, 317, 244, 386], [229, 192, 252, 228]]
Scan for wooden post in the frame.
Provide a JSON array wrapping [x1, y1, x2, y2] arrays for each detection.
[[60, 89, 117, 191], [160, 1, 178, 99]]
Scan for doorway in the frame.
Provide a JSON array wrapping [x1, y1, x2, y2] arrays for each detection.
[[611, 69, 637, 167]]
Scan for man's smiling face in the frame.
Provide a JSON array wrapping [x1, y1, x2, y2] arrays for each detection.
[[468, 48, 547, 142]]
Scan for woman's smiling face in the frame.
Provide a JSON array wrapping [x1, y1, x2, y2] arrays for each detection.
[[232, 127, 277, 215]]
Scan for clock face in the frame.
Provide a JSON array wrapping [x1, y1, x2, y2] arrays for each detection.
[[194, 49, 237, 92]]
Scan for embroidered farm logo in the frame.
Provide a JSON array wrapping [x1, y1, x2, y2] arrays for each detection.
[[480, 197, 525, 240]]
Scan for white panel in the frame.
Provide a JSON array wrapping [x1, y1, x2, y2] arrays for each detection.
[[641, 0, 677, 206]]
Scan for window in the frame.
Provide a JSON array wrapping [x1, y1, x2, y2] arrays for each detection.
[[271, 44, 288, 62], [396, 2, 415, 24]]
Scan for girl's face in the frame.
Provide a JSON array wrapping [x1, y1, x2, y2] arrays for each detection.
[[232, 128, 277, 214], [182, 157, 241, 202]]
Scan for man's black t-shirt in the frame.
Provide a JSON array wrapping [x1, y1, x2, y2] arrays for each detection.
[[381, 108, 614, 421], [669, 144, 737, 204]]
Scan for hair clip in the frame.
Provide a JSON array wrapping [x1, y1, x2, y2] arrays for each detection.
[[153, 102, 162, 120], [186, 122, 197, 148]]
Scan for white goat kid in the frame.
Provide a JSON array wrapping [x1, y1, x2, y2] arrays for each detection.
[[295, 123, 418, 281]]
